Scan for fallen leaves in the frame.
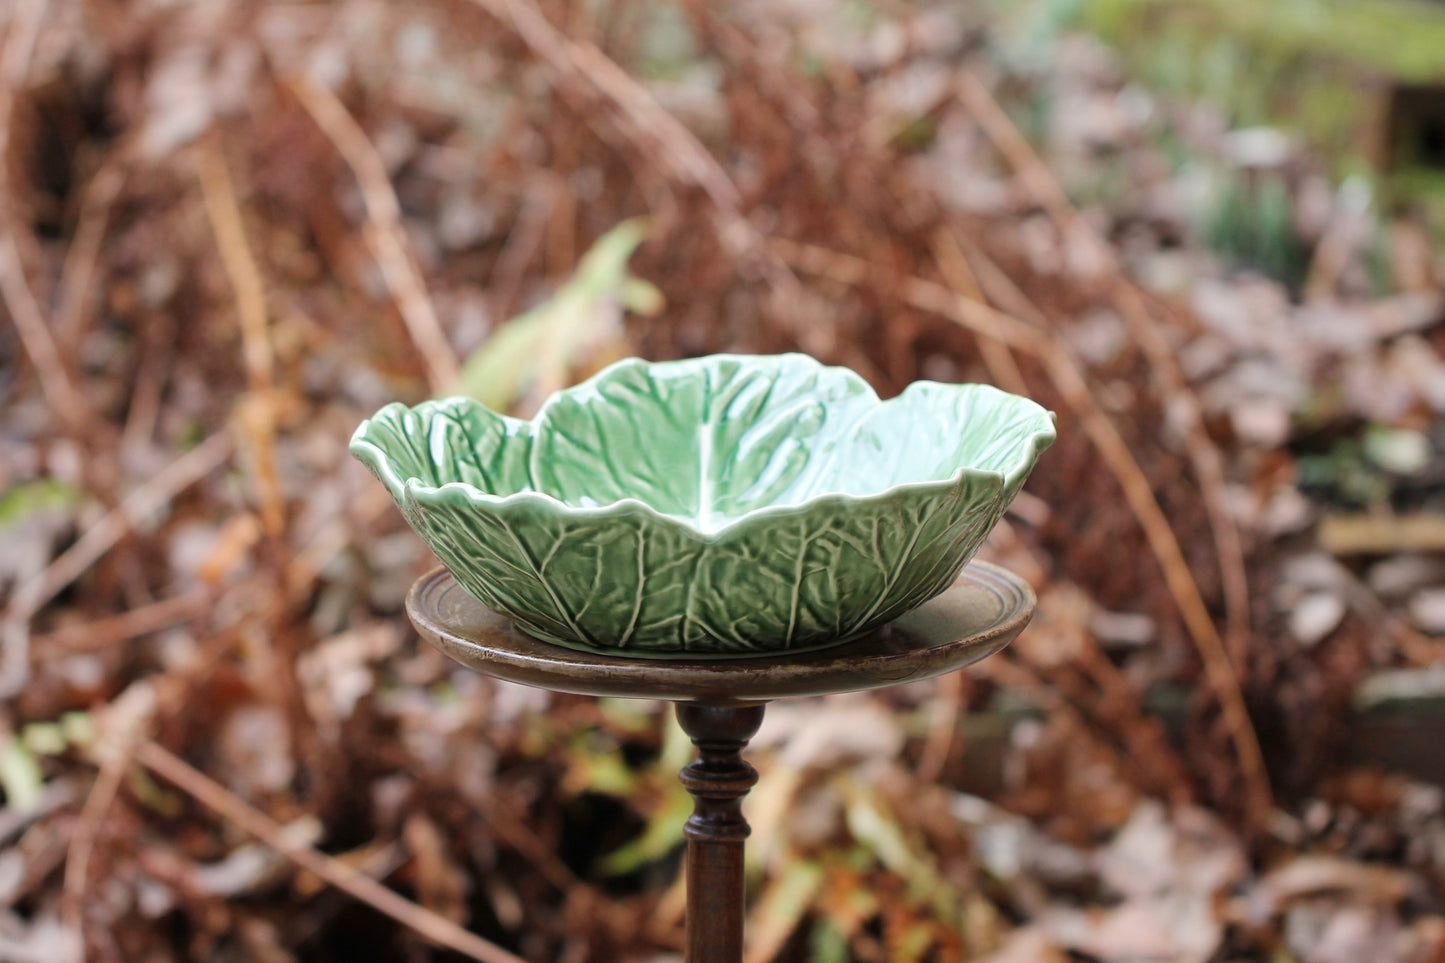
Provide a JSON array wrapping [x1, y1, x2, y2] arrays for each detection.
[[1, 0, 1444, 959]]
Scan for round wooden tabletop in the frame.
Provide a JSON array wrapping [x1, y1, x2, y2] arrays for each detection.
[[406, 561, 1034, 704]]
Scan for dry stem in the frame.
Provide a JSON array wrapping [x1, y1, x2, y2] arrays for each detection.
[[61, 746, 128, 945], [463, 0, 812, 327], [288, 75, 459, 392], [0, 431, 234, 697], [55, 160, 128, 351], [136, 741, 530, 963], [199, 140, 274, 391], [199, 139, 288, 538], [775, 238, 1273, 823], [954, 69, 1252, 670], [0, 0, 88, 430], [32, 593, 208, 660]]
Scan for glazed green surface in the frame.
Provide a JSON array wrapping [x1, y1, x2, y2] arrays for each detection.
[[351, 354, 1054, 657]]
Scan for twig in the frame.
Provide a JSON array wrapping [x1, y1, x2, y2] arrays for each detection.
[[488, 177, 557, 324], [1070, 632, 1194, 803], [474, 0, 738, 210], [287, 75, 458, 392], [198, 139, 273, 391], [774, 238, 1274, 823], [54, 160, 127, 351], [0, 235, 88, 427], [61, 747, 128, 944], [931, 228, 1029, 396], [0, 431, 234, 697], [1302, 199, 1368, 303], [198, 138, 286, 537], [916, 671, 966, 784], [31, 592, 208, 660], [60, 682, 159, 954], [954, 68, 1252, 670], [566, 39, 740, 209], [0, 0, 88, 431], [134, 742, 528, 963], [476, 796, 581, 895], [1319, 512, 1445, 556], [461, 0, 813, 328], [973, 651, 1140, 785], [120, 317, 170, 450], [1119, 280, 1251, 666], [953, 71, 1080, 234], [284, 485, 394, 599], [0, 776, 81, 846]]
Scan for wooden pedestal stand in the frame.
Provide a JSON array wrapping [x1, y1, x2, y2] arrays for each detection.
[[407, 562, 1035, 963]]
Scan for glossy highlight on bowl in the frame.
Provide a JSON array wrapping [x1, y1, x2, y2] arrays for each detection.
[[351, 353, 1055, 658]]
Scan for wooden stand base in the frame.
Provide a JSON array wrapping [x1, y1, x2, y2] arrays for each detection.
[[405, 563, 1035, 963]]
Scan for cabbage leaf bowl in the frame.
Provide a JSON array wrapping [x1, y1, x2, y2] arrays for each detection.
[[351, 354, 1054, 659]]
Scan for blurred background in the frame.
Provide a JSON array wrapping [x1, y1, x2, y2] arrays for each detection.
[[2, 0, 1445, 960]]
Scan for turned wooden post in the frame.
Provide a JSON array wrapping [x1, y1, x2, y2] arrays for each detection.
[[675, 702, 766, 963]]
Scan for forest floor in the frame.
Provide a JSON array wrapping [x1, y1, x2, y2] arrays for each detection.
[[2, 0, 1445, 961]]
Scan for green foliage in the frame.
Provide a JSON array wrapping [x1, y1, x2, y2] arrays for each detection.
[[1297, 439, 1386, 508], [843, 783, 961, 923], [809, 918, 852, 963], [598, 782, 690, 875], [562, 710, 696, 876], [453, 218, 662, 414], [24, 712, 94, 755], [747, 859, 827, 959], [986, 0, 1091, 75], [0, 480, 79, 527], [1201, 170, 1311, 289], [1084, 0, 1445, 85], [1386, 168, 1445, 241], [0, 738, 44, 810], [0, 712, 94, 809], [1365, 222, 1397, 299], [629, 1, 698, 80], [1079, 0, 1445, 181], [1296, 425, 1432, 508]]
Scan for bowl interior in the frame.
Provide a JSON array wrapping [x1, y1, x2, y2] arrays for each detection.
[[354, 354, 1055, 533]]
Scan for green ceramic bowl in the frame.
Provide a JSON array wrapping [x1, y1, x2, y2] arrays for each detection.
[[351, 354, 1054, 658]]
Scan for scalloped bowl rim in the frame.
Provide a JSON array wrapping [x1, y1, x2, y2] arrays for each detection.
[[350, 353, 1057, 542]]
